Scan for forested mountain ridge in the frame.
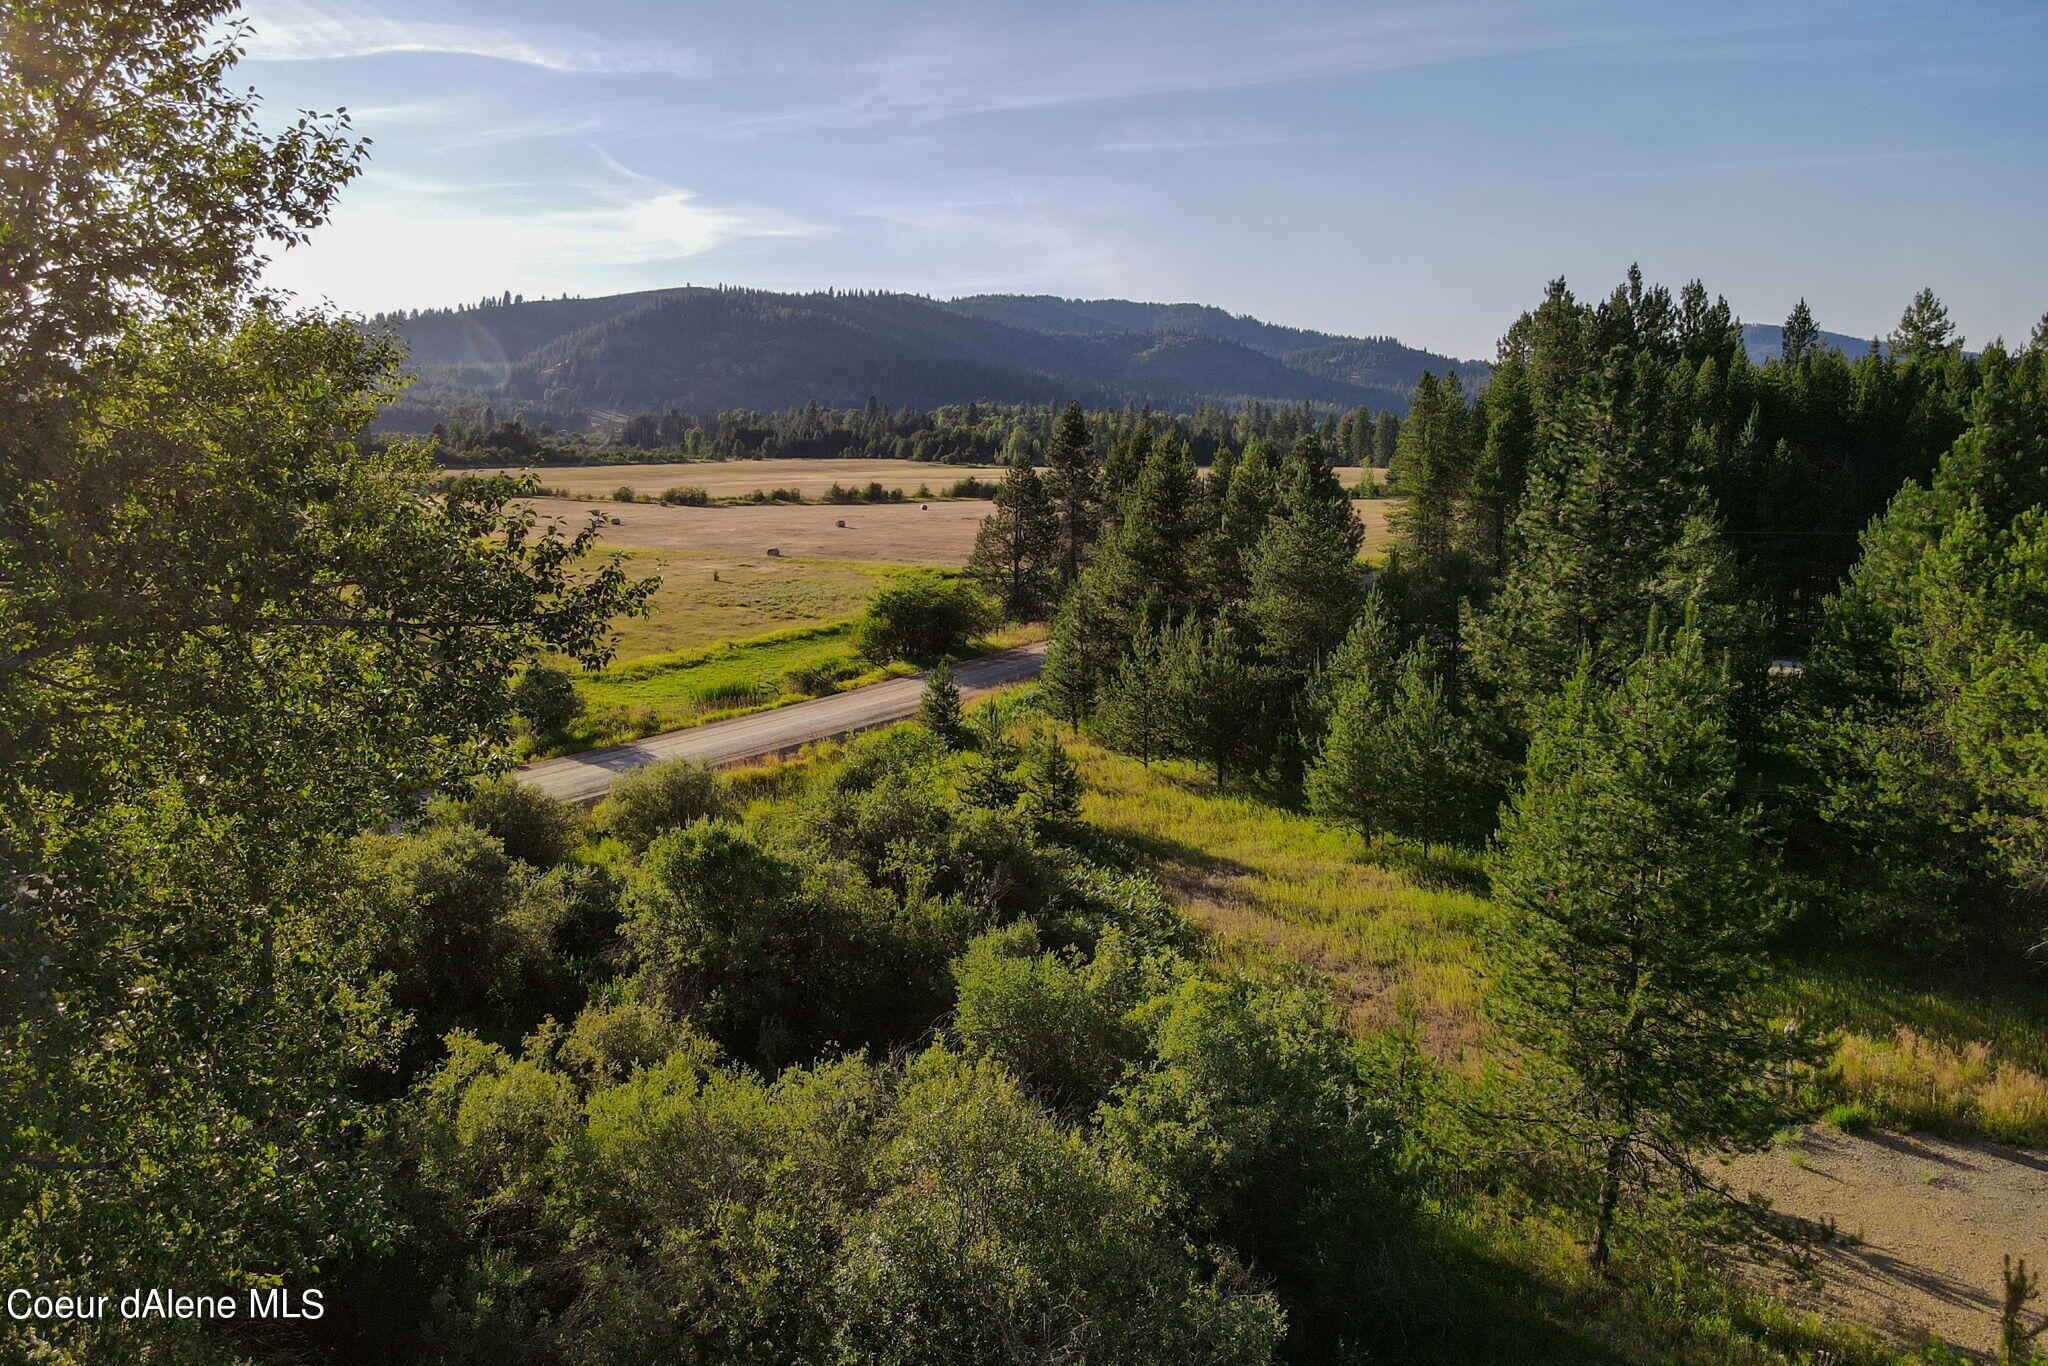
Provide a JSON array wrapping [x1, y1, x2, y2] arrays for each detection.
[[385, 286, 1487, 422], [1740, 321, 1884, 362]]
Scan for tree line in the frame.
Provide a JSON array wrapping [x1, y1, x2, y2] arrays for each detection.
[[1004, 276, 2048, 1268], [400, 394, 1403, 471]]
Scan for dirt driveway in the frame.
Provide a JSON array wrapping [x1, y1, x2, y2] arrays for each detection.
[[1728, 1127, 2048, 1357]]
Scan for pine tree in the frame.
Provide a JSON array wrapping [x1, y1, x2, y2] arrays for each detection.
[[1389, 370, 1469, 561], [1209, 437, 1279, 602], [920, 661, 966, 747], [1093, 625, 1172, 766], [1675, 279, 1741, 365], [1244, 434, 1366, 679], [1306, 641, 1497, 845], [1040, 435, 1208, 728], [1462, 358, 1534, 583], [1371, 410, 1401, 467], [1100, 433, 1205, 616], [1098, 415, 1153, 519], [969, 444, 1059, 618], [1045, 400, 1098, 587], [1888, 287, 1960, 364], [1802, 350, 2048, 947], [1488, 624, 1806, 1270], [1155, 614, 1267, 781], [1781, 298, 1821, 365], [1468, 352, 1746, 717], [1298, 589, 1402, 750]]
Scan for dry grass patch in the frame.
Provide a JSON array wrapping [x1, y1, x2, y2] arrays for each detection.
[[1068, 739, 1493, 1062], [1828, 1029, 2048, 1147], [528, 495, 988, 565]]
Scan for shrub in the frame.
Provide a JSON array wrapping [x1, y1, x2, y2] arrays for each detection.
[[594, 758, 735, 852], [659, 485, 710, 506], [1822, 1101, 1876, 1133], [952, 925, 1165, 1114], [451, 777, 584, 867], [511, 662, 583, 740], [358, 825, 544, 1015], [561, 999, 704, 1082], [852, 571, 998, 666], [611, 485, 638, 502]]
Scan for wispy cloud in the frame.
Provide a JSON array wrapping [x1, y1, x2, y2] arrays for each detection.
[[264, 152, 817, 311], [836, 191, 1151, 296], [239, 0, 720, 76], [1090, 115, 1311, 154], [796, 2, 1815, 126]]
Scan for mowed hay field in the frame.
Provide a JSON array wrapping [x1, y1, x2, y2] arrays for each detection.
[[529, 494, 989, 566], [486, 457, 1006, 501], [591, 547, 899, 660], [520, 480, 990, 752]]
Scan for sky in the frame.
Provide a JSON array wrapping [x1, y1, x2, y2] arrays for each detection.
[[240, 0, 2048, 360]]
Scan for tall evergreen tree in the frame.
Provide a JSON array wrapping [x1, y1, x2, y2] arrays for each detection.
[[968, 443, 1059, 619], [1389, 370, 1473, 563], [1298, 590, 1403, 751], [1244, 434, 1366, 679], [1153, 614, 1268, 781], [1781, 298, 1821, 365], [1462, 357, 1534, 583], [1801, 348, 2048, 947], [1488, 625, 1806, 1270], [1093, 624, 1173, 766], [1371, 410, 1401, 467], [1098, 413, 1154, 518], [1040, 435, 1208, 726], [1210, 437, 1280, 602], [1306, 640, 1497, 846], [1045, 400, 1098, 587], [1674, 279, 1742, 365], [1101, 432, 1206, 617], [1888, 287, 1960, 364], [1468, 353, 1747, 717]]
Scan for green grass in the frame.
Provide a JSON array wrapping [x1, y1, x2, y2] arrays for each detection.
[[545, 622, 899, 755], [596, 549, 902, 662], [1067, 738, 1496, 1063], [1067, 737, 2048, 1146], [1778, 950, 2048, 1146]]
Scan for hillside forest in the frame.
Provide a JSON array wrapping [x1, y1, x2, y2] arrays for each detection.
[[6, 6, 2048, 1366]]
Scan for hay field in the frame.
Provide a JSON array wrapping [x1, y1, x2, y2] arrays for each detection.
[[485, 457, 1005, 501], [595, 547, 897, 660], [531, 495, 987, 566]]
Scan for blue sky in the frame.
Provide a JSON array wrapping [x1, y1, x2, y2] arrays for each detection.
[[241, 0, 2048, 360]]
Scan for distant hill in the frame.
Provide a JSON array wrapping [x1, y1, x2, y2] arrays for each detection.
[[1740, 323, 1884, 364], [387, 287, 1487, 423]]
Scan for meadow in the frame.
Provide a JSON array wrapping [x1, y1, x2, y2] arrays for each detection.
[[519, 465, 1059, 754], [530, 493, 992, 564]]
